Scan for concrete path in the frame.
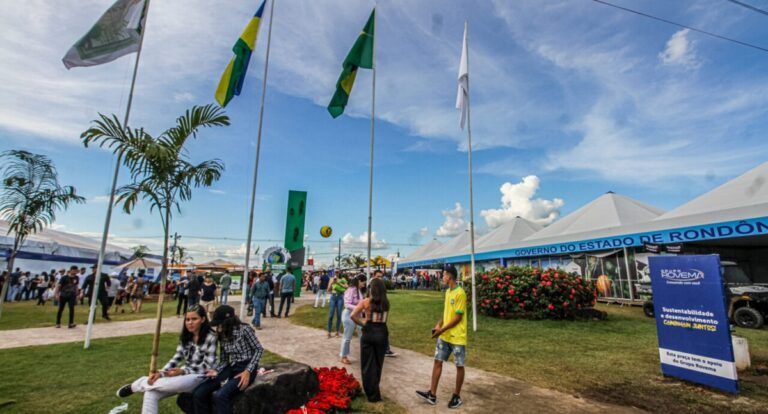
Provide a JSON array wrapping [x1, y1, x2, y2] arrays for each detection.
[[0, 296, 644, 413]]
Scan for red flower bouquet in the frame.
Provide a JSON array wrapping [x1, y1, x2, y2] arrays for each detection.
[[286, 367, 361, 414]]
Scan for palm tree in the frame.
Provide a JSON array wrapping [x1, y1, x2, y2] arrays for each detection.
[[131, 244, 151, 258], [371, 255, 389, 271], [342, 253, 367, 269], [82, 104, 229, 373], [0, 151, 85, 318], [171, 245, 193, 264]]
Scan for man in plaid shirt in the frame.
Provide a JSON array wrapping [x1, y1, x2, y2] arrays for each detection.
[[193, 305, 264, 414]]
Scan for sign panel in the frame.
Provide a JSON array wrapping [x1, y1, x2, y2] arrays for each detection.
[[648, 255, 738, 394]]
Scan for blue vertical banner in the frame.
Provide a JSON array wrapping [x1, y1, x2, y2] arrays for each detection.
[[648, 255, 738, 394]]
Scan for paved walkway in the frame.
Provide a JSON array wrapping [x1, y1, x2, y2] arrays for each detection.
[[0, 297, 644, 413]]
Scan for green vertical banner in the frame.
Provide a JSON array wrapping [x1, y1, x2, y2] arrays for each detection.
[[284, 190, 307, 297]]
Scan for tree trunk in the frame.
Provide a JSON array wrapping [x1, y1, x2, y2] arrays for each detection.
[[149, 204, 172, 374]]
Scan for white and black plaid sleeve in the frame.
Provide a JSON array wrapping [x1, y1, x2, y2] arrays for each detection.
[[242, 325, 264, 374], [183, 332, 218, 375], [162, 343, 186, 372], [216, 325, 264, 374]]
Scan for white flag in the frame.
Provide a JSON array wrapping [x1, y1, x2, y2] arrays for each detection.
[[456, 23, 469, 130], [62, 0, 147, 69]]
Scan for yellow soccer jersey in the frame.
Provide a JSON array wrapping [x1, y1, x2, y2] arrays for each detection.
[[439, 286, 467, 346]]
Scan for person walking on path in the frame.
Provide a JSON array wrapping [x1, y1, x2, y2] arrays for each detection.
[[188, 274, 202, 309], [199, 276, 218, 319], [416, 265, 467, 409], [193, 305, 264, 414], [327, 273, 347, 338], [176, 275, 189, 317], [277, 268, 296, 318], [340, 274, 365, 364], [130, 277, 145, 313], [83, 265, 112, 321], [55, 266, 81, 328], [219, 271, 232, 304], [314, 271, 329, 308], [116, 306, 218, 414], [266, 271, 277, 317], [35, 273, 48, 305], [371, 270, 398, 358], [6, 268, 21, 302], [106, 272, 119, 310], [250, 273, 269, 329], [350, 278, 389, 403]]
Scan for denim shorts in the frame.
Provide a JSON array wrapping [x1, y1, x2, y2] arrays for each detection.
[[434, 338, 466, 367]]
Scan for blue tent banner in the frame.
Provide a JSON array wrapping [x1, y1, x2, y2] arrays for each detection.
[[648, 255, 738, 394], [401, 216, 768, 267]]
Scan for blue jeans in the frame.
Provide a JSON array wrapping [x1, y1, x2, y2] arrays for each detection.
[[6, 285, 19, 302], [251, 297, 265, 327], [220, 288, 230, 304], [340, 308, 359, 357], [193, 361, 254, 414], [327, 293, 343, 333]]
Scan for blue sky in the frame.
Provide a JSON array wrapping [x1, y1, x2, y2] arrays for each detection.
[[2, 0, 768, 265]]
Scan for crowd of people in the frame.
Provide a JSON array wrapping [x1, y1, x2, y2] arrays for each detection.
[[0, 265, 240, 329], [4, 264, 468, 409]]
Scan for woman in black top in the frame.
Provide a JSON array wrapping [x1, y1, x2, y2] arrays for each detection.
[[199, 276, 217, 319], [351, 278, 390, 402]]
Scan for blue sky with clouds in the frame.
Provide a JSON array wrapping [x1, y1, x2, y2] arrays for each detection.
[[2, 0, 768, 264]]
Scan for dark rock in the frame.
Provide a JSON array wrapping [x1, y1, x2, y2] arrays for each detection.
[[177, 362, 319, 414]]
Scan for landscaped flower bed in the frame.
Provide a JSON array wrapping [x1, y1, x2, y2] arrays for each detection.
[[287, 367, 361, 414], [475, 266, 597, 320]]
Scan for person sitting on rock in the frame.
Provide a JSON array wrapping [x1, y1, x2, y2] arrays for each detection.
[[116, 305, 218, 414], [193, 304, 264, 414]]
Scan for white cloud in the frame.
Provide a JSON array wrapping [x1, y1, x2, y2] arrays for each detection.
[[658, 29, 699, 68], [50, 223, 67, 231], [173, 92, 195, 103], [90, 195, 111, 203], [480, 176, 563, 228], [436, 202, 466, 237], [207, 189, 226, 195], [408, 226, 430, 244], [341, 231, 389, 251]]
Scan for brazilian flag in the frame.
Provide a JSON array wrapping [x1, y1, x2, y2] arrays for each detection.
[[215, 0, 266, 107], [328, 9, 375, 118]]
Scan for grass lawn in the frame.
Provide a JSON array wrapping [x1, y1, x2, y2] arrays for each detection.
[[292, 290, 768, 414], [0, 298, 170, 330], [0, 333, 404, 414]]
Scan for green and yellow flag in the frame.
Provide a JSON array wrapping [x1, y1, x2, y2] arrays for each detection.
[[215, 0, 266, 107], [328, 9, 375, 118]]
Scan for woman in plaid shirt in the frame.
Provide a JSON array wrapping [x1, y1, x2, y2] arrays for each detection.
[[116, 306, 217, 414], [193, 304, 264, 414]]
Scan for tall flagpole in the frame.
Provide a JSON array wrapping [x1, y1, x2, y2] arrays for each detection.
[[240, 0, 277, 320], [365, 6, 377, 281], [84, 0, 152, 349], [463, 21, 478, 332]]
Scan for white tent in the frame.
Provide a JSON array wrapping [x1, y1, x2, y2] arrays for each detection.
[[476, 216, 542, 252], [525, 192, 665, 242], [422, 230, 478, 262], [657, 161, 768, 221], [0, 220, 133, 273], [400, 239, 443, 263]]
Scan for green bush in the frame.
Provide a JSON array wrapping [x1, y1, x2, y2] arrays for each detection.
[[476, 266, 597, 320]]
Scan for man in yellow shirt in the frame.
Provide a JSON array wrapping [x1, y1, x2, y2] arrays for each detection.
[[416, 266, 466, 409]]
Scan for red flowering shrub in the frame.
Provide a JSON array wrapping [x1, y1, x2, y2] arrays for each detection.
[[475, 267, 597, 320], [286, 367, 361, 414]]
